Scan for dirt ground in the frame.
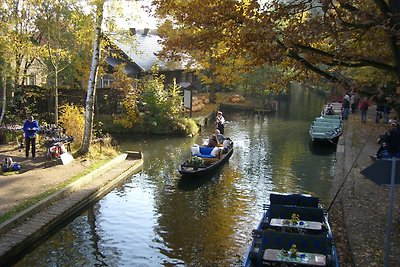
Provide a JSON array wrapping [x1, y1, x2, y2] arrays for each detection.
[[0, 143, 93, 216], [329, 110, 400, 267]]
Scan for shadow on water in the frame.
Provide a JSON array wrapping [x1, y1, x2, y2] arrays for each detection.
[[308, 140, 337, 156], [177, 170, 222, 191]]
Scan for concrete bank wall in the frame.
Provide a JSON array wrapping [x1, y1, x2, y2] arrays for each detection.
[[0, 153, 143, 265]]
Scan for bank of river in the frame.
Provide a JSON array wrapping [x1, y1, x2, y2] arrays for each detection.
[[15, 87, 337, 266]]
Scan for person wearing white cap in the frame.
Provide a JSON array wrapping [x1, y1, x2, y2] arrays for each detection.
[[342, 94, 350, 120], [216, 111, 225, 134]]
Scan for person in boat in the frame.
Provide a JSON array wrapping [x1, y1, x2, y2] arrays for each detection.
[[216, 111, 225, 135], [206, 133, 218, 148], [215, 129, 225, 144], [325, 105, 335, 115], [370, 120, 400, 161]]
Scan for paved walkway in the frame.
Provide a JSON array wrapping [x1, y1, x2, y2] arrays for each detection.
[[0, 150, 143, 265], [331, 106, 400, 267]]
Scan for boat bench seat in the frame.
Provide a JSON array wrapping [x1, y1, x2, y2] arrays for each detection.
[[268, 204, 325, 223], [258, 229, 329, 255], [315, 117, 342, 123], [193, 146, 220, 159], [313, 122, 341, 127], [311, 127, 340, 134], [270, 193, 319, 207], [321, 114, 341, 119]]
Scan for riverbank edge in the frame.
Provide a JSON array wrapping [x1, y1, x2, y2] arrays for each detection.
[[0, 152, 143, 265]]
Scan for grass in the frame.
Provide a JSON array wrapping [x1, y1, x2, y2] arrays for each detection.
[[0, 158, 109, 225]]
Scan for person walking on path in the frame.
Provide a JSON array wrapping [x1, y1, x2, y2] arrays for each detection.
[[216, 111, 225, 135], [342, 94, 350, 120], [351, 92, 359, 113], [383, 104, 391, 123], [23, 115, 40, 159], [375, 104, 384, 123], [358, 97, 370, 123]]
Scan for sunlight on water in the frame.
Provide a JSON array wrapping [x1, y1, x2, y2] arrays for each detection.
[[15, 87, 336, 266]]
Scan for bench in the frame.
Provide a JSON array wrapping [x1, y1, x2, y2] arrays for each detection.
[[311, 127, 340, 134], [256, 230, 329, 264], [268, 204, 325, 223], [315, 117, 342, 123], [270, 193, 320, 208], [192, 146, 221, 163], [312, 121, 342, 128]]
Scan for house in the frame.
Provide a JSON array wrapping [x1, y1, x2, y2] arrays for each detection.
[[98, 28, 203, 91]]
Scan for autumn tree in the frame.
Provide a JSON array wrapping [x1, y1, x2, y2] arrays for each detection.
[[152, 0, 400, 115], [35, 0, 93, 126], [112, 63, 140, 128]]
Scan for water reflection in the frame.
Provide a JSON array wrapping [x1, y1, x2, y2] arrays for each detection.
[[15, 86, 336, 266]]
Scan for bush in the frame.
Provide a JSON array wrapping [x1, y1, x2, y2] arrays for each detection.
[[59, 104, 85, 150], [172, 117, 199, 136]]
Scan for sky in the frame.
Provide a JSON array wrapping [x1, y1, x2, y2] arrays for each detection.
[[106, 0, 158, 30]]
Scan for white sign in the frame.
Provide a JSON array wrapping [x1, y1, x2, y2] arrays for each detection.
[[183, 89, 192, 109]]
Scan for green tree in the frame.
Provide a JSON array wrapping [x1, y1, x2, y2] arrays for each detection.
[[35, 0, 92, 126]]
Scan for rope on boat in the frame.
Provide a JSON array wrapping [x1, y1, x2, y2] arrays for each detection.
[[327, 127, 373, 212]]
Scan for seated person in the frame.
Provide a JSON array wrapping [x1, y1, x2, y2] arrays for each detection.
[[215, 129, 225, 144], [207, 134, 218, 148], [325, 105, 335, 115], [370, 120, 400, 160]]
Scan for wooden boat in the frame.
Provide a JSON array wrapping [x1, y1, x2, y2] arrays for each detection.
[[243, 193, 339, 267], [178, 140, 233, 177], [309, 114, 343, 142]]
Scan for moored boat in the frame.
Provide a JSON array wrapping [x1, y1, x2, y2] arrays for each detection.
[[243, 193, 339, 267], [178, 139, 233, 177], [309, 115, 343, 143]]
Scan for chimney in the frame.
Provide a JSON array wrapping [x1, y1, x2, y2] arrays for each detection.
[[129, 28, 136, 36], [143, 28, 150, 36]]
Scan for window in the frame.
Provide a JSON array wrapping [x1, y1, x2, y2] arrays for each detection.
[[26, 75, 36, 86], [100, 75, 114, 88]]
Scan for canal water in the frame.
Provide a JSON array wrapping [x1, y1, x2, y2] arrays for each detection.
[[15, 87, 337, 266]]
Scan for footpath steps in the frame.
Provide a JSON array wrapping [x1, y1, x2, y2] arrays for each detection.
[[0, 152, 143, 265]]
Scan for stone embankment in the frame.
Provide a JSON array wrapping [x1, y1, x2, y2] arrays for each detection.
[[0, 151, 143, 265]]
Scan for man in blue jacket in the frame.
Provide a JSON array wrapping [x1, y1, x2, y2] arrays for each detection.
[[23, 115, 40, 159]]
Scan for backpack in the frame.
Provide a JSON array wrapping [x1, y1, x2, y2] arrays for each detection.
[[3, 157, 13, 168], [1, 157, 21, 172]]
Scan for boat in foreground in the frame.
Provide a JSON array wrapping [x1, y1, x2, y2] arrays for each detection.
[[243, 193, 339, 267], [178, 139, 233, 177], [309, 114, 343, 143]]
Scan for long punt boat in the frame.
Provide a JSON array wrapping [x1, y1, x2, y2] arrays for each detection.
[[309, 115, 343, 143], [243, 193, 339, 267], [178, 139, 233, 177]]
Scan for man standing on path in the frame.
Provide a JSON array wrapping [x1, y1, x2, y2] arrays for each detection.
[[23, 115, 40, 159]]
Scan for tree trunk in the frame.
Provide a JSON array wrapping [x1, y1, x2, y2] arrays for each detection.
[[79, 0, 104, 155], [0, 69, 6, 125], [55, 67, 58, 126]]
